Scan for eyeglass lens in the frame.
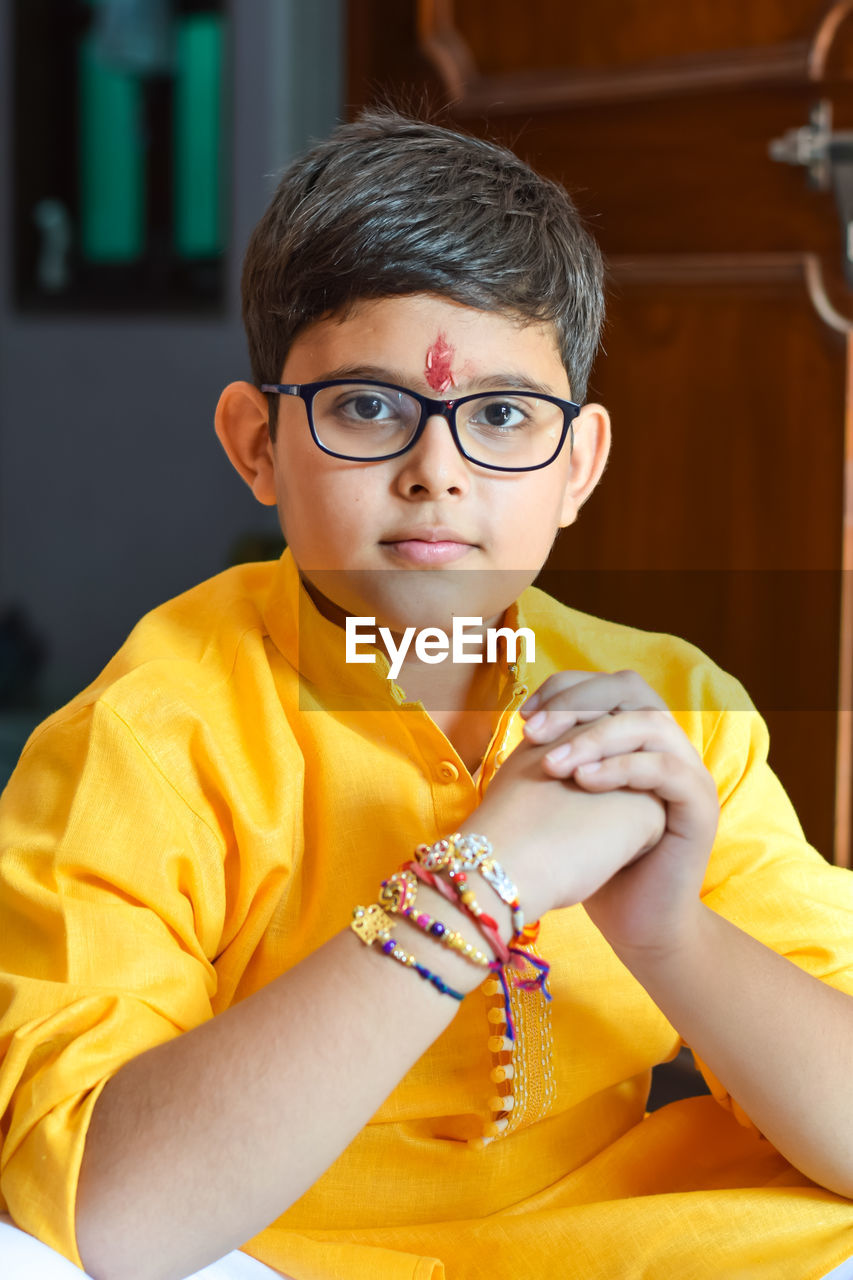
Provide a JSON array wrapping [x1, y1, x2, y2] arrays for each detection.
[[310, 383, 566, 467]]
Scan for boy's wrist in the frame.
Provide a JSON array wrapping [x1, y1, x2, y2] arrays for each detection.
[[388, 880, 506, 994], [456, 818, 551, 926], [349, 833, 523, 999]]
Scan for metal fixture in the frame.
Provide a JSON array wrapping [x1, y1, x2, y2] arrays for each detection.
[[770, 100, 853, 286]]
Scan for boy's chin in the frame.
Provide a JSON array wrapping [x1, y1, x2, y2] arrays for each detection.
[[302, 567, 535, 635]]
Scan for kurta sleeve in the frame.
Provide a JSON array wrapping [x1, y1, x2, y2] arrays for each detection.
[[691, 689, 853, 1129], [0, 697, 226, 1264]]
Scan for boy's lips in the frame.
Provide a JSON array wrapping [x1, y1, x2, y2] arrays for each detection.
[[380, 527, 477, 566]]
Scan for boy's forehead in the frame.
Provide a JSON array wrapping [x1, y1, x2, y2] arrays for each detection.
[[286, 294, 567, 390], [424, 331, 455, 393]]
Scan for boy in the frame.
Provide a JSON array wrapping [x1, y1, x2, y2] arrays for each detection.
[[2, 110, 853, 1280]]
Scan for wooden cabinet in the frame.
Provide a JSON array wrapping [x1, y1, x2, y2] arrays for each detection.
[[348, 0, 853, 865]]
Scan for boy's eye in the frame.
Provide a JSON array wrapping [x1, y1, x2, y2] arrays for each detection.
[[346, 394, 393, 421], [328, 387, 409, 426], [466, 397, 531, 432]]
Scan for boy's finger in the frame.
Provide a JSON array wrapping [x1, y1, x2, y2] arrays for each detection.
[[524, 677, 672, 745], [524, 704, 608, 741], [569, 752, 719, 836], [522, 669, 668, 727], [520, 670, 595, 716], [540, 709, 696, 774]]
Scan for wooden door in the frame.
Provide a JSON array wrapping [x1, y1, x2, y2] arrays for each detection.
[[347, 0, 853, 866]]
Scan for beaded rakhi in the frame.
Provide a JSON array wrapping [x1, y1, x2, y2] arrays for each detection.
[[379, 869, 494, 967], [350, 902, 465, 1001], [414, 833, 555, 1144]]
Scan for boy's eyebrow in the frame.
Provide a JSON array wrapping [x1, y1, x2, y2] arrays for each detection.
[[464, 372, 560, 396], [320, 363, 415, 384], [317, 364, 561, 396]]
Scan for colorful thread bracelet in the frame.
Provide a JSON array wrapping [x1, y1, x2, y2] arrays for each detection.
[[403, 858, 513, 967], [414, 831, 524, 943], [378, 870, 494, 967], [409, 832, 556, 1143], [460, 838, 552, 1000], [350, 903, 464, 1001], [449, 831, 525, 937], [416, 833, 552, 1036], [357, 831, 557, 1145], [415, 834, 501, 934]]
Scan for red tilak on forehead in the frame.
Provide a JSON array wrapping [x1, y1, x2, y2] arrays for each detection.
[[424, 332, 455, 394]]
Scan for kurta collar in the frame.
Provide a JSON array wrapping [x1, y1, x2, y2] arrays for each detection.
[[263, 548, 531, 707]]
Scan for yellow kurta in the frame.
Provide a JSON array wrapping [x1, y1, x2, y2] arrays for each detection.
[[1, 550, 853, 1279]]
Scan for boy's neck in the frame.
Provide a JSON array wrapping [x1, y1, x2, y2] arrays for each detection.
[[302, 576, 507, 771], [393, 650, 503, 773]]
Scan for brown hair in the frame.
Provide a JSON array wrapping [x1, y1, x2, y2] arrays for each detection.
[[242, 109, 604, 433]]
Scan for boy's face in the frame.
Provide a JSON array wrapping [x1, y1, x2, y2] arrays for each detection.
[[218, 294, 609, 634]]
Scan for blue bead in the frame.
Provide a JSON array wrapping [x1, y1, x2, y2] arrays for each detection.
[[430, 922, 445, 937]]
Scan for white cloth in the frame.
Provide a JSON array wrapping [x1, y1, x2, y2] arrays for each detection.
[[0, 1214, 286, 1279], [3, 1213, 852, 1279], [823, 1260, 853, 1280]]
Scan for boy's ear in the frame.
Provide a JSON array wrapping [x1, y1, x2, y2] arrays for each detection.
[[214, 382, 278, 506], [558, 402, 612, 528]]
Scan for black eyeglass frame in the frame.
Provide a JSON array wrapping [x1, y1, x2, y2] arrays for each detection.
[[260, 378, 581, 473]]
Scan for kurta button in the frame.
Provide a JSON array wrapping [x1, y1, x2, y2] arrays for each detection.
[[438, 761, 459, 782]]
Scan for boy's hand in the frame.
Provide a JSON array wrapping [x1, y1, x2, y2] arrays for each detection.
[[518, 670, 719, 958], [467, 717, 667, 933]]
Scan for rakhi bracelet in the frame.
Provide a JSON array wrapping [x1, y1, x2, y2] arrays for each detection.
[[415, 834, 501, 933], [446, 831, 526, 937], [477, 852, 525, 938], [415, 834, 552, 1016], [415, 831, 526, 945], [508, 921, 553, 1001], [412, 833, 556, 1144], [350, 903, 464, 1001], [399, 861, 521, 1043], [403, 859, 514, 968], [468, 848, 552, 997], [378, 870, 494, 967]]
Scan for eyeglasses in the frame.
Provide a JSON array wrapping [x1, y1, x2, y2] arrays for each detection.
[[260, 378, 581, 472]]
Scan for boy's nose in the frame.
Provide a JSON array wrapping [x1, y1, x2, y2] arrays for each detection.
[[394, 413, 471, 498]]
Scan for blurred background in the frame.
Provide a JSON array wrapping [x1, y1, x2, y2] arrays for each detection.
[[0, 0, 342, 766], [1, 0, 852, 870]]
